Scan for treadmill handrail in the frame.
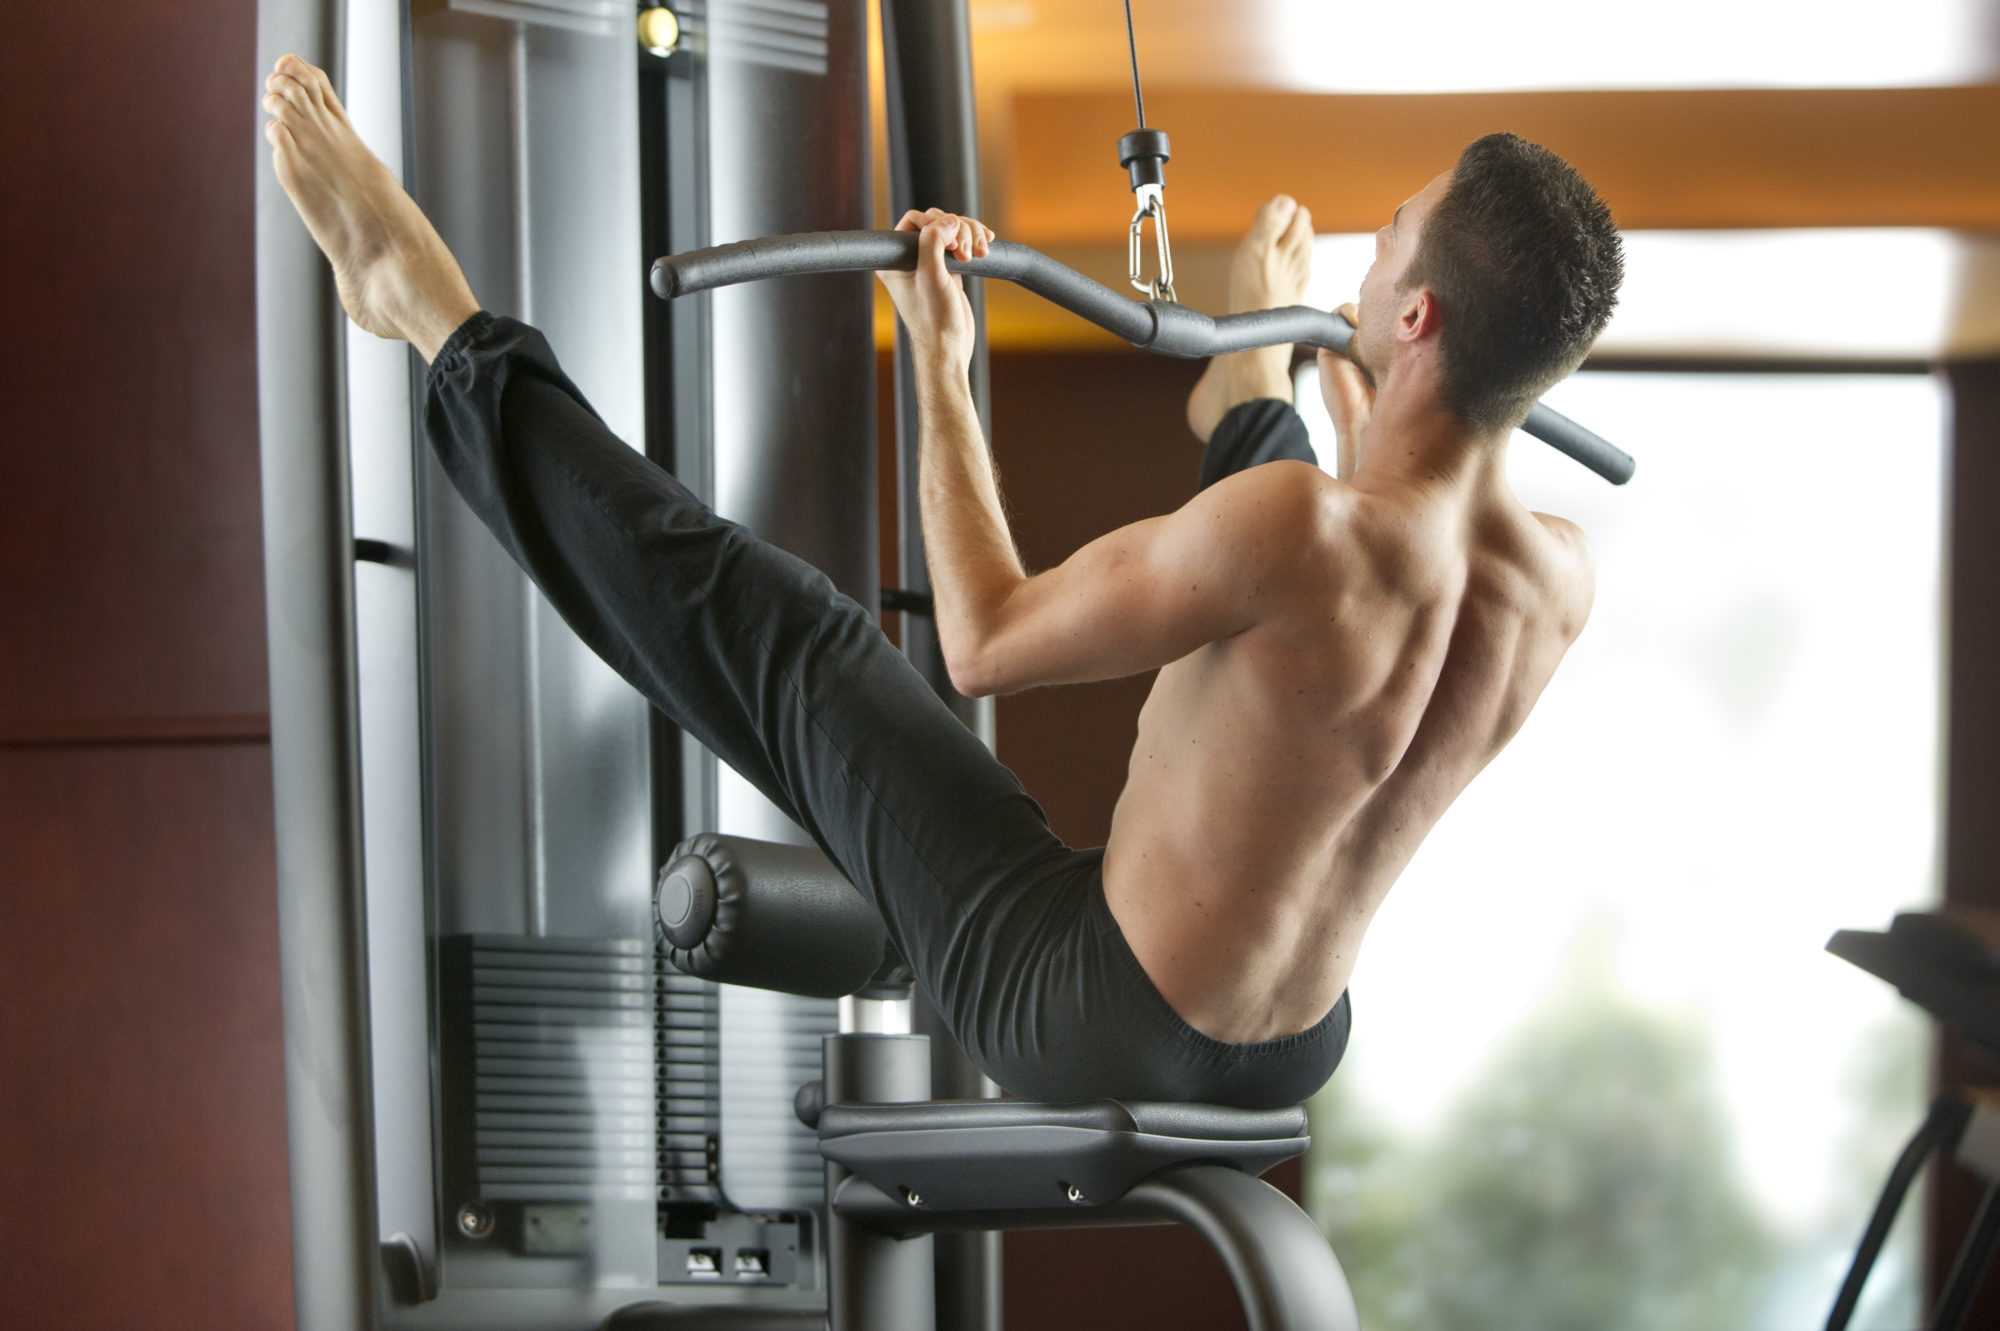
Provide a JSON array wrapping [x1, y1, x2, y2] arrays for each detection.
[[650, 230, 1636, 486]]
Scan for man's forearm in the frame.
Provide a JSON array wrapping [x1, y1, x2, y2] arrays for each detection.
[[913, 353, 1024, 689]]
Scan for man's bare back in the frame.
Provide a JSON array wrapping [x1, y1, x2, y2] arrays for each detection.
[[1107, 187, 1593, 1043], [882, 186, 1595, 1046], [1108, 451, 1591, 1041]]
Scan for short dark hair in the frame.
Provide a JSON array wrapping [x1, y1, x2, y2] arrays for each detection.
[[1402, 133, 1623, 431]]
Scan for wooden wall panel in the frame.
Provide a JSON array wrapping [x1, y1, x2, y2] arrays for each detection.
[[1936, 358, 2000, 1327], [0, 4, 291, 1329], [987, 351, 1209, 848], [1945, 361, 2000, 907], [0, 1, 267, 729], [1010, 86, 2000, 244], [0, 744, 292, 1329], [985, 349, 1302, 1328]]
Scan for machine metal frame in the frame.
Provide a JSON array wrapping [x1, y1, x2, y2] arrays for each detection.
[[254, 2, 1364, 1327]]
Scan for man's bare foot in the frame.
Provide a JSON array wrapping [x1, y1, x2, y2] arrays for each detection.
[[262, 55, 479, 363], [1186, 195, 1315, 443], [1225, 194, 1315, 316]]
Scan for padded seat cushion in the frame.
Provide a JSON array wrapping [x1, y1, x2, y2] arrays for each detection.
[[816, 1098, 1310, 1212], [817, 1098, 1307, 1143]]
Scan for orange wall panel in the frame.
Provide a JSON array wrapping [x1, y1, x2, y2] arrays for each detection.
[[1010, 86, 2000, 242]]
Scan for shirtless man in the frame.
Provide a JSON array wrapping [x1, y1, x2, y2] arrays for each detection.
[[263, 54, 1619, 1109]]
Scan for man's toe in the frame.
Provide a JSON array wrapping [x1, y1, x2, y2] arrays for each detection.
[[1248, 195, 1298, 243], [277, 54, 331, 106], [1282, 205, 1314, 251]]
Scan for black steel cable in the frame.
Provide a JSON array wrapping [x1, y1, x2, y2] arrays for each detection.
[[1123, 0, 1146, 128]]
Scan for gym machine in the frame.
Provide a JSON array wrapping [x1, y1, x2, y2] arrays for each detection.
[[1824, 911, 2000, 1330], [254, 0, 1362, 1326]]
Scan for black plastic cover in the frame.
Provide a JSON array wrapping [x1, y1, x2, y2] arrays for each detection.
[[654, 853, 719, 948], [1118, 127, 1170, 192], [817, 1098, 1309, 1211]]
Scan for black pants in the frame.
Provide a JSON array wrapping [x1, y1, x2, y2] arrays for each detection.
[[423, 313, 1349, 1108]]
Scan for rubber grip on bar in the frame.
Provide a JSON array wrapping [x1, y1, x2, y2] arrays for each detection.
[[652, 232, 1160, 344], [1520, 403, 1635, 485]]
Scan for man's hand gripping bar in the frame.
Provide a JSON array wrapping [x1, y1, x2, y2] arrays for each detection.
[[650, 230, 1636, 486]]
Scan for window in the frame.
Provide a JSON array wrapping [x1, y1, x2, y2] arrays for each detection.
[[1294, 368, 1946, 1331]]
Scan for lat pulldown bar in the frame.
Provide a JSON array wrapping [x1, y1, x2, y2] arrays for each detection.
[[650, 230, 1636, 486]]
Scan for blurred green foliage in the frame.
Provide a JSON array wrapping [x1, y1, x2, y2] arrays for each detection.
[[1310, 950, 1776, 1331]]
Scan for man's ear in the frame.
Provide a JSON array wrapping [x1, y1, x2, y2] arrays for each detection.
[[1396, 287, 1439, 344]]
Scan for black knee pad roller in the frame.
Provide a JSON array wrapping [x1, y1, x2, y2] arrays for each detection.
[[655, 832, 909, 999]]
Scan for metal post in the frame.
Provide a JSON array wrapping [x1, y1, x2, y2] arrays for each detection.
[[879, 0, 993, 747], [254, 1, 383, 1327], [878, 5, 1003, 1326], [1121, 1164, 1361, 1331], [824, 1033, 936, 1331]]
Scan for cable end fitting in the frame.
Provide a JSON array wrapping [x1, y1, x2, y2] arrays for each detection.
[[1118, 128, 1171, 194]]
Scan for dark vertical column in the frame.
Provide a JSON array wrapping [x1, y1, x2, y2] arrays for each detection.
[[880, 0, 996, 747], [878, 5, 1003, 1329], [1936, 358, 2000, 1329], [638, 31, 702, 862]]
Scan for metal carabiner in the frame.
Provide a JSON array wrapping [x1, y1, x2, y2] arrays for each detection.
[[1128, 183, 1177, 304]]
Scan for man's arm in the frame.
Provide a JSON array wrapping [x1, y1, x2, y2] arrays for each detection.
[[882, 208, 1325, 697], [916, 353, 1321, 696]]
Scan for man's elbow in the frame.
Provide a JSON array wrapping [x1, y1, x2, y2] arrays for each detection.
[[948, 669, 999, 700], [942, 617, 1033, 697], [944, 642, 1004, 699], [938, 590, 1025, 698]]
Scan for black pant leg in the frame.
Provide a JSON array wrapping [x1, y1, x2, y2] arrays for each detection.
[[420, 314, 1079, 1031], [1198, 397, 1318, 492]]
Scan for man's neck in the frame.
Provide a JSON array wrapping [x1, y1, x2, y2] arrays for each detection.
[[1349, 367, 1512, 498]]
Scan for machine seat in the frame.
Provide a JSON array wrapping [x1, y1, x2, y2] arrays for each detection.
[[811, 1096, 1309, 1212]]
